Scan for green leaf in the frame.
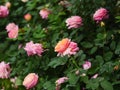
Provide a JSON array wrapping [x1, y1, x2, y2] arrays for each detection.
[[81, 42, 93, 48], [81, 76, 89, 84], [95, 55, 104, 65], [86, 79, 99, 90], [90, 47, 98, 54], [100, 62, 114, 74], [43, 81, 55, 90], [115, 42, 120, 54], [33, 29, 46, 39], [15, 78, 22, 86], [97, 33, 105, 40], [67, 73, 80, 85], [48, 56, 68, 68], [100, 80, 113, 90], [110, 41, 116, 50], [80, 54, 86, 61], [103, 52, 113, 61], [17, 86, 26, 90], [115, 16, 120, 19]]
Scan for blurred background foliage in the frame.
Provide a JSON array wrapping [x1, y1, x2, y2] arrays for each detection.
[[0, 0, 120, 90]]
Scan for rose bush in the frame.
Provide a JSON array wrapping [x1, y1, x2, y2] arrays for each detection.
[[0, 0, 120, 90]]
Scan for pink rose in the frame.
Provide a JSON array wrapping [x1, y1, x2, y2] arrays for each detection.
[[23, 73, 38, 89], [21, 0, 28, 3], [24, 13, 32, 21], [5, 2, 11, 8], [0, 5, 9, 18], [0, 61, 11, 79], [93, 8, 109, 22], [66, 16, 83, 29], [56, 77, 68, 85], [18, 44, 23, 49], [92, 74, 98, 79], [83, 61, 91, 70], [55, 38, 79, 56], [24, 41, 44, 56], [55, 77, 68, 90], [6, 23, 19, 39], [6, 23, 18, 32], [39, 9, 51, 19], [8, 28, 18, 39], [61, 42, 79, 56]]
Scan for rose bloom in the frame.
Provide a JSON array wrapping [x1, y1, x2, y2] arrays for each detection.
[[75, 70, 80, 75], [0, 5, 9, 18], [18, 44, 23, 49], [23, 73, 38, 89], [66, 16, 83, 29], [93, 8, 109, 22], [0, 61, 11, 79], [55, 77, 68, 90], [56, 77, 68, 86], [10, 77, 18, 88], [24, 13, 32, 21], [83, 61, 91, 70], [21, 0, 28, 2], [6, 23, 19, 39], [55, 38, 79, 56], [8, 28, 18, 39], [39, 9, 51, 19], [10, 77, 17, 84], [92, 74, 98, 79], [5, 2, 11, 8], [6, 23, 18, 32], [24, 41, 44, 56]]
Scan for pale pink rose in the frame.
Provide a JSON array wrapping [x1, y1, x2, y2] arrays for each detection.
[[23, 73, 38, 89], [0, 61, 11, 79], [83, 61, 91, 70], [8, 29, 18, 39], [55, 77, 68, 90], [55, 38, 79, 56], [10, 77, 18, 88], [10, 77, 17, 84], [92, 74, 98, 79], [61, 42, 79, 56], [56, 85, 60, 90], [6, 23, 19, 39], [93, 8, 109, 22], [66, 16, 83, 29], [18, 44, 23, 49], [0, 5, 9, 18], [21, 0, 28, 2], [5, 2, 11, 8], [75, 70, 80, 75], [56, 77, 68, 85], [39, 9, 51, 19], [6, 23, 18, 32], [24, 41, 44, 56]]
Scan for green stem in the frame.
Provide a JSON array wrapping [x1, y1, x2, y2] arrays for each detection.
[[103, 28, 107, 41], [72, 59, 79, 69]]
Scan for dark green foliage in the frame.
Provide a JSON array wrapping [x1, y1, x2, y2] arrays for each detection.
[[0, 0, 120, 90]]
